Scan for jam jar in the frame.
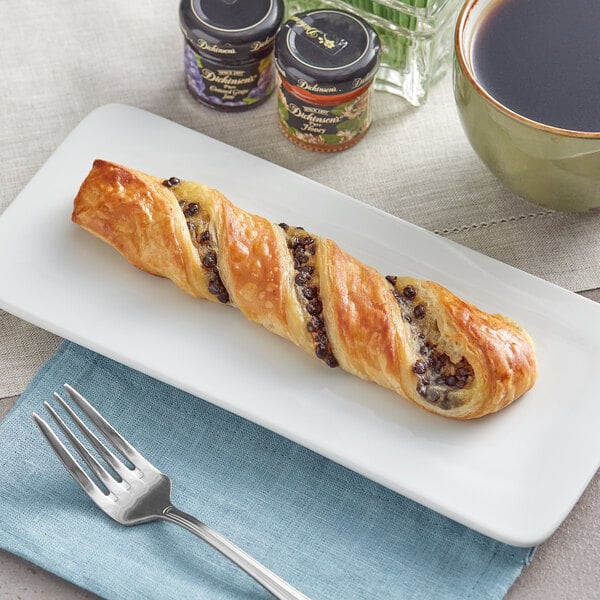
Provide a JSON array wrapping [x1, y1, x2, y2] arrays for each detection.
[[274, 9, 381, 151], [179, 0, 284, 111]]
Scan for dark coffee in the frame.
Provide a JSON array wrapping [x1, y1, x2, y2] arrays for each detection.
[[472, 0, 600, 132]]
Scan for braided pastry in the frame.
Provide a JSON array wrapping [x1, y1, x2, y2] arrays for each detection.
[[72, 160, 537, 419]]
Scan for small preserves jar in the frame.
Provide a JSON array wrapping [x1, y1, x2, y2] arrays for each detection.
[[179, 0, 284, 111], [274, 10, 381, 151]]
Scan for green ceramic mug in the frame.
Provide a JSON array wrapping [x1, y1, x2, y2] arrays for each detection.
[[453, 0, 600, 212]]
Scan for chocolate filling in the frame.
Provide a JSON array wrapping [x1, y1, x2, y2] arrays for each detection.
[[387, 276, 474, 409], [162, 176, 180, 188], [280, 223, 338, 368], [168, 180, 230, 305]]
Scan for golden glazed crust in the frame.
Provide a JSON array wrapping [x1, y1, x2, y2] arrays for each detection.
[[319, 240, 407, 390], [72, 160, 537, 419], [217, 198, 292, 340], [71, 160, 209, 299], [395, 278, 537, 418]]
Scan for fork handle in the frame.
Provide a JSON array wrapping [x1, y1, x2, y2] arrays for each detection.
[[161, 506, 311, 600]]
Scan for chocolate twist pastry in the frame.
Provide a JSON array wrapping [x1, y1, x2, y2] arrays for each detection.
[[72, 160, 537, 419]]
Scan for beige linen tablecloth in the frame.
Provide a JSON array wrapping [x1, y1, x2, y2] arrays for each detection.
[[1, 1, 599, 598]]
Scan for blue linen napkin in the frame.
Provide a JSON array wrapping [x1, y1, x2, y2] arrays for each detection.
[[0, 341, 533, 599]]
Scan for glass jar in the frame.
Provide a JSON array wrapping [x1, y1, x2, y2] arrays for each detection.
[[275, 10, 381, 151], [179, 0, 285, 111]]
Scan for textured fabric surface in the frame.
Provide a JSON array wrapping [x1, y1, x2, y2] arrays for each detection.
[[0, 341, 532, 600], [0, 312, 61, 399]]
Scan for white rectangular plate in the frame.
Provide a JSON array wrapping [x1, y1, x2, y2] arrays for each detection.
[[1, 104, 599, 547]]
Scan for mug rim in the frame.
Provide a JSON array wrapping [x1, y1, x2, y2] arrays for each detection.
[[455, 0, 600, 139]]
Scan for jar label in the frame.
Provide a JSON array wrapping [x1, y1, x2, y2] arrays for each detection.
[[184, 44, 274, 108], [277, 83, 372, 147]]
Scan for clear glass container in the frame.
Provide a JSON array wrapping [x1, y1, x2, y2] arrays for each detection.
[[283, 0, 463, 106]]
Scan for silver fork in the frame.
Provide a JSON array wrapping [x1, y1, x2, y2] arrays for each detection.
[[32, 384, 311, 600]]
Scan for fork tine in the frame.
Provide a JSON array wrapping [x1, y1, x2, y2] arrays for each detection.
[[43, 401, 124, 497], [63, 384, 148, 467], [53, 392, 132, 481], [31, 412, 106, 504]]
